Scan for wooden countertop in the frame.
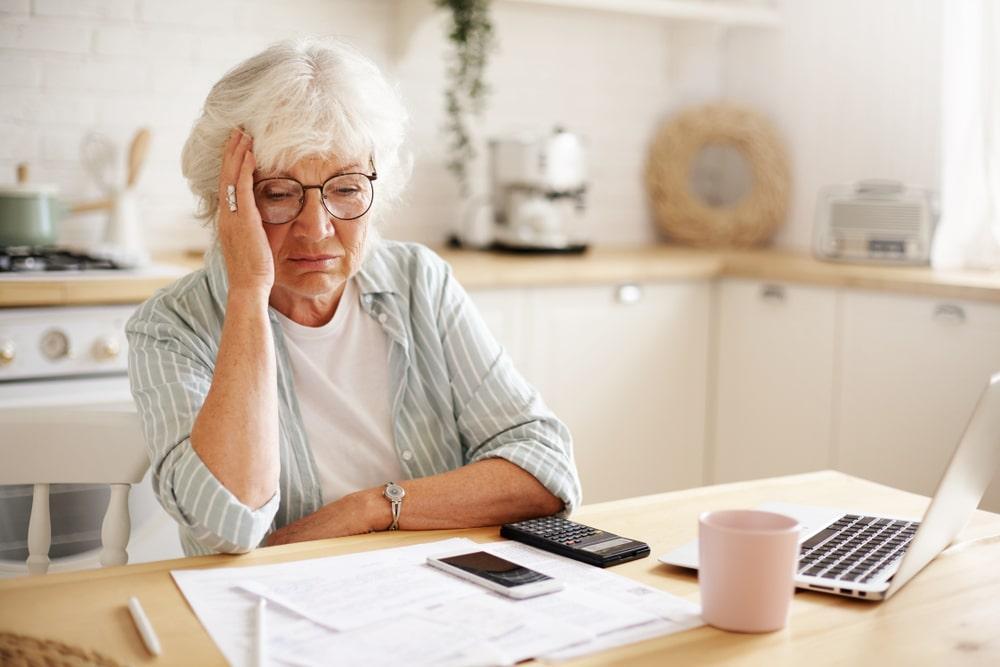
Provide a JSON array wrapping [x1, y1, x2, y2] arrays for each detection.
[[3, 245, 1000, 308], [2, 471, 999, 665]]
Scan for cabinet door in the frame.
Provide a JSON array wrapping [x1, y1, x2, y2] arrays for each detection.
[[835, 291, 1000, 511], [526, 281, 710, 503], [711, 279, 838, 484]]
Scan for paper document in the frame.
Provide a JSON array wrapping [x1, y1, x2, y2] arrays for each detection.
[[171, 537, 703, 666]]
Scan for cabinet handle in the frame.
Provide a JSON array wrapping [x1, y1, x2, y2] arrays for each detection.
[[616, 283, 643, 305], [760, 284, 786, 303], [933, 303, 966, 325]]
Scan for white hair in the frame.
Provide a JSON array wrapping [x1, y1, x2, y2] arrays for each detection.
[[181, 37, 411, 232]]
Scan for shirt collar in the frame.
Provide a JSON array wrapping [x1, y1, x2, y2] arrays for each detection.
[[354, 240, 406, 298]]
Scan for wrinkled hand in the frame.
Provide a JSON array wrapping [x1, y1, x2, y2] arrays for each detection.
[[218, 128, 273, 296]]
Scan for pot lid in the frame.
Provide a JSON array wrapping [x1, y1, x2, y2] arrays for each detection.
[[0, 183, 59, 197]]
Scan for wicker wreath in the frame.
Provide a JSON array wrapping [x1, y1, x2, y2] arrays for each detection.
[[645, 103, 790, 247]]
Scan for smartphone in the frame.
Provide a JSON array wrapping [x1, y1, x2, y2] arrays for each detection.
[[427, 550, 564, 599]]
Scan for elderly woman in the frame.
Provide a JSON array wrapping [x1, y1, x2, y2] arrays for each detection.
[[126, 37, 581, 556]]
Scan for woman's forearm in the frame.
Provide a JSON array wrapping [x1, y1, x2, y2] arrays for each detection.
[[386, 459, 563, 529], [190, 288, 279, 508], [265, 459, 563, 546]]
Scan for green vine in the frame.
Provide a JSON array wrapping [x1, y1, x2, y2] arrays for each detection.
[[434, 0, 495, 196]]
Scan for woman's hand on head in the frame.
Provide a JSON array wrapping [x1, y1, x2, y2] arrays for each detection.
[[218, 128, 274, 297]]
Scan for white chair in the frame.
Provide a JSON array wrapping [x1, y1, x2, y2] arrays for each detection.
[[0, 409, 149, 575]]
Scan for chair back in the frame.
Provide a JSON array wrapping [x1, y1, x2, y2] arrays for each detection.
[[0, 409, 149, 575]]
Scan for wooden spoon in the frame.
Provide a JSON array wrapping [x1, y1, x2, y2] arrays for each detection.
[[126, 127, 151, 189]]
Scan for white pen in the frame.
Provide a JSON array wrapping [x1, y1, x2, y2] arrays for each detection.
[[255, 597, 267, 667], [127, 596, 162, 656]]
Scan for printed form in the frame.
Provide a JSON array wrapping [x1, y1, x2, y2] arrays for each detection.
[[171, 537, 703, 666]]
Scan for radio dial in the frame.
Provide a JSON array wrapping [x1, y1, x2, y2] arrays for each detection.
[[94, 336, 121, 361], [0, 340, 14, 366], [40, 329, 70, 360]]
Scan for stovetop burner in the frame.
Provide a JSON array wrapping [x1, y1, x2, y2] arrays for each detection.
[[0, 247, 121, 272]]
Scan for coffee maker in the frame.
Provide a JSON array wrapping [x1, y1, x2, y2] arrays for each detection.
[[487, 127, 589, 253]]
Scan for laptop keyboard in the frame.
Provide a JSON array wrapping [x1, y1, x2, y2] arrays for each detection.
[[797, 514, 919, 583]]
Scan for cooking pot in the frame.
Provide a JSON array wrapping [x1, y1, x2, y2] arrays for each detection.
[[0, 182, 63, 247], [1, 157, 138, 250]]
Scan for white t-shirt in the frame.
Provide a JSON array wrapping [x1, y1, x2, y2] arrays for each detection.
[[274, 279, 402, 503]]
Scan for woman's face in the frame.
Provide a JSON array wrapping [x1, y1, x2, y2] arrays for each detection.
[[258, 155, 371, 323]]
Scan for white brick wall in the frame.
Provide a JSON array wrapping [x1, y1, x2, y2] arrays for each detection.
[[33, 0, 133, 20], [0, 22, 92, 52], [0, 0, 942, 253], [0, 0, 30, 17], [724, 0, 943, 252], [0, 0, 699, 252], [0, 54, 40, 85]]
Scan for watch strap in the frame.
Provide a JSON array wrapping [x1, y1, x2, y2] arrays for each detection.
[[389, 498, 401, 531]]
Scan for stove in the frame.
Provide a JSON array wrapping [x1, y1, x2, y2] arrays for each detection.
[[0, 304, 135, 382], [0, 300, 188, 574], [0, 247, 122, 273]]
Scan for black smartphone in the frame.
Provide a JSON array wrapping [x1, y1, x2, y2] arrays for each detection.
[[427, 550, 564, 599]]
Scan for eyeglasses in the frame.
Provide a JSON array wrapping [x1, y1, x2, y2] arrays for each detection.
[[252, 161, 378, 225]]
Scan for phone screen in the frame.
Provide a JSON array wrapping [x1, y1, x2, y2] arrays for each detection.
[[437, 552, 553, 588]]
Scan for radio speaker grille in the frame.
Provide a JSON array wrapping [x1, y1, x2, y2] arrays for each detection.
[[831, 201, 922, 233]]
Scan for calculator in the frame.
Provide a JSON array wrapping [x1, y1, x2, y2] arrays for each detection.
[[500, 516, 650, 568]]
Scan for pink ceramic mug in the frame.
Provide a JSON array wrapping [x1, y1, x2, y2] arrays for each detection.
[[698, 509, 801, 633]]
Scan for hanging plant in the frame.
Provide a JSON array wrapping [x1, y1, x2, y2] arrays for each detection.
[[434, 0, 496, 196]]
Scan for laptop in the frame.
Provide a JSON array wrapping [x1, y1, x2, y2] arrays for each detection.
[[659, 372, 1000, 601]]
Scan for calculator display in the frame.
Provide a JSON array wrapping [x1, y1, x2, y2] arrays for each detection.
[[582, 538, 633, 553]]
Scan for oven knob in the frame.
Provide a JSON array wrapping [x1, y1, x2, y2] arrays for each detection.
[[40, 329, 70, 360], [0, 340, 14, 366], [94, 336, 121, 361]]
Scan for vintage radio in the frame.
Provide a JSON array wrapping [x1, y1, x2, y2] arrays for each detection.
[[813, 180, 936, 265]]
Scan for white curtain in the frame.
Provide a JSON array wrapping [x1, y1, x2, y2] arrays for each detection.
[[932, 1, 1000, 270]]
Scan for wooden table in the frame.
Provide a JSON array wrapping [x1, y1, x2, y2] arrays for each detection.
[[2, 470, 999, 665]]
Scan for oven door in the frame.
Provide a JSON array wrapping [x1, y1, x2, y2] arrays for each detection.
[[0, 375, 185, 577]]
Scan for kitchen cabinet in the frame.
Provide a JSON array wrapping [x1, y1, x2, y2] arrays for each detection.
[[834, 291, 1000, 512], [467, 273, 1000, 514], [521, 281, 710, 504], [711, 279, 838, 484]]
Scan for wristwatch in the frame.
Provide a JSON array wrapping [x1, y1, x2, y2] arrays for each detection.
[[383, 481, 406, 531]]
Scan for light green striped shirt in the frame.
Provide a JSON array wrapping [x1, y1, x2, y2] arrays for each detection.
[[126, 241, 581, 556]]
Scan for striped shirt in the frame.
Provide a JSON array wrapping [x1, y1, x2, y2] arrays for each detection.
[[126, 240, 581, 556]]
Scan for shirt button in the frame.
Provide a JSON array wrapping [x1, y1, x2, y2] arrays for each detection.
[[378, 313, 388, 324], [402, 450, 413, 461], [364, 295, 373, 304]]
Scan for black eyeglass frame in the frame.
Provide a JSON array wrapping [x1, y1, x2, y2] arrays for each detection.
[[252, 159, 378, 225]]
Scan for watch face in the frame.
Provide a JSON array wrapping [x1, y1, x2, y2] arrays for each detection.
[[384, 483, 406, 501]]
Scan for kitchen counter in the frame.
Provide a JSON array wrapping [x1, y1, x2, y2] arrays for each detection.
[[3, 245, 1000, 307], [0, 262, 191, 308]]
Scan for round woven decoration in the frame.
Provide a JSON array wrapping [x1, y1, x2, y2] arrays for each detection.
[[0, 632, 124, 667], [645, 103, 790, 247]]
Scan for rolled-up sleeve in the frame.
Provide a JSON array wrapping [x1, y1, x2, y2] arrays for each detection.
[[126, 302, 278, 554], [437, 268, 582, 514]]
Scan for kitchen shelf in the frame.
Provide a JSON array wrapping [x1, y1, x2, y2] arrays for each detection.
[[504, 0, 781, 27]]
